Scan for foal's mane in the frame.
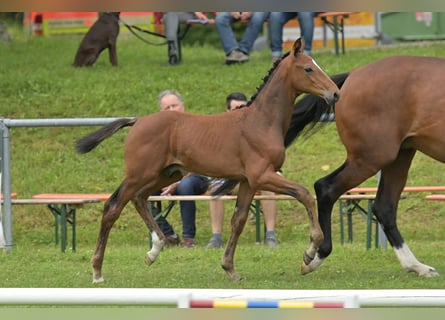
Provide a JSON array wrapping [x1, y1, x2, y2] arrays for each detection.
[[235, 52, 291, 110]]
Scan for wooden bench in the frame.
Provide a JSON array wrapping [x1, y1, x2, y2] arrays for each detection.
[[28, 193, 382, 249], [425, 194, 445, 201], [147, 12, 357, 62], [0, 193, 18, 199], [341, 186, 445, 249], [31, 193, 290, 244], [317, 12, 356, 55], [3, 195, 102, 252]]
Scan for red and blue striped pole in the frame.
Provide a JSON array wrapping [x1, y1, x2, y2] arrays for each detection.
[[189, 299, 345, 308]]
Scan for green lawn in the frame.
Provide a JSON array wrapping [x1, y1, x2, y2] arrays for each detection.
[[2, 27, 445, 290]]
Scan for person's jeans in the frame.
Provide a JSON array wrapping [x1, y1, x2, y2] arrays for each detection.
[[163, 12, 195, 49], [151, 174, 208, 239], [269, 12, 315, 56], [176, 174, 209, 239], [215, 12, 269, 55]]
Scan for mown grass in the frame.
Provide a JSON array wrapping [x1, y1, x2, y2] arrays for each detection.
[[2, 25, 445, 290]]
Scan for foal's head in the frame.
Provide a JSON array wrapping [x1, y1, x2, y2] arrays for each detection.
[[282, 38, 340, 106]]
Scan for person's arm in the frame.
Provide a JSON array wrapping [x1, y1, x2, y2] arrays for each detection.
[[160, 173, 193, 195], [194, 12, 208, 20]]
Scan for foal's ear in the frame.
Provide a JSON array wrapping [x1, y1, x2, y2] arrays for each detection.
[[292, 38, 305, 56]]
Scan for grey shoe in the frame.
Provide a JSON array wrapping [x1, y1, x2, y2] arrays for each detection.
[[264, 235, 279, 248], [225, 50, 249, 64], [205, 237, 224, 249]]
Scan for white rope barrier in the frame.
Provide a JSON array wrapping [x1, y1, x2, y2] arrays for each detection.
[[1, 289, 445, 306]]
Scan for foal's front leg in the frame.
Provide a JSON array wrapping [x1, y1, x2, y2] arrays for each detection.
[[257, 171, 323, 275], [221, 181, 255, 281]]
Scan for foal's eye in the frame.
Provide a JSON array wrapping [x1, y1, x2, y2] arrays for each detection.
[[304, 67, 313, 73]]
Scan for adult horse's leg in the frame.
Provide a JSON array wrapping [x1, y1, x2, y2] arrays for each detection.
[[256, 171, 323, 274], [222, 180, 255, 281], [309, 159, 378, 273], [374, 149, 439, 277], [91, 183, 131, 283]]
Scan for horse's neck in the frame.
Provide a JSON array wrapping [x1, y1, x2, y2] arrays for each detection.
[[253, 71, 296, 129]]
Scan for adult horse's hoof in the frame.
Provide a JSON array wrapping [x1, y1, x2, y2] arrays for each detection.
[[419, 267, 439, 277]]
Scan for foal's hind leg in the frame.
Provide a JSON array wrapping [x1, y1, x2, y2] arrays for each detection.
[[91, 184, 130, 283], [257, 171, 323, 275], [375, 149, 439, 277], [221, 181, 255, 281], [131, 191, 167, 266]]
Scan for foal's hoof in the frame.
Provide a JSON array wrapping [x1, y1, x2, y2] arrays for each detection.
[[145, 253, 156, 266], [92, 276, 104, 284], [301, 261, 314, 275], [231, 274, 244, 282]]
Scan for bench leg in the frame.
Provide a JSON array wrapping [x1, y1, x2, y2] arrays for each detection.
[[339, 200, 345, 244], [333, 16, 340, 56], [254, 200, 262, 243], [366, 200, 373, 250], [47, 204, 76, 252]]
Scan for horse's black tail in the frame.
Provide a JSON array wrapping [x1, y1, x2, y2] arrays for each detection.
[[284, 72, 350, 148], [76, 118, 137, 154], [210, 179, 239, 196]]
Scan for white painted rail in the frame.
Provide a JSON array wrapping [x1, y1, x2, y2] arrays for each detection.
[[1, 289, 445, 306]]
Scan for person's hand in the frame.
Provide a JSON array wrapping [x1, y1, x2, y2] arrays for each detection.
[[160, 182, 178, 196], [240, 12, 252, 20], [230, 12, 242, 20], [194, 12, 208, 21]]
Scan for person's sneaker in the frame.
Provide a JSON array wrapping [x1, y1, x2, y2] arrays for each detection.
[[168, 53, 178, 65], [225, 50, 249, 65], [183, 238, 194, 248], [164, 234, 180, 247], [205, 237, 224, 249], [264, 235, 279, 248]]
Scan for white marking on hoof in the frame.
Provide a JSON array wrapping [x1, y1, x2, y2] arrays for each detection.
[[92, 276, 104, 284], [301, 255, 324, 275], [145, 231, 165, 266], [394, 243, 439, 277]]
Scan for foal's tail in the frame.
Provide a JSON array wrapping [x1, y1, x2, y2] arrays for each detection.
[[284, 72, 350, 147], [76, 118, 137, 153]]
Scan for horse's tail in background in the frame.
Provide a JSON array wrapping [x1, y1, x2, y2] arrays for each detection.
[[284, 72, 350, 148], [76, 118, 137, 154], [210, 179, 239, 196]]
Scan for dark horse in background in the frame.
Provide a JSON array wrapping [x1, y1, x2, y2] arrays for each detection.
[[285, 55, 445, 277], [76, 39, 340, 283]]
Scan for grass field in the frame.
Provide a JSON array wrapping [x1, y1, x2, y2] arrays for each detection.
[[2, 24, 445, 291]]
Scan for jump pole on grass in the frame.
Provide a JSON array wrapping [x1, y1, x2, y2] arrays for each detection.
[[2, 289, 445, 307]]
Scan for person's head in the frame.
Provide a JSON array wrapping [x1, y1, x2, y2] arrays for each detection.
[[157, 89, 185, 112], [226, 92, 248, 111]]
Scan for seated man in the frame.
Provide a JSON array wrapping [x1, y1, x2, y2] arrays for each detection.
[[153, 89, 209, 247], [215, 12, 269, 64], [162, 12, 209, 65], [206, 92, 280, 249]]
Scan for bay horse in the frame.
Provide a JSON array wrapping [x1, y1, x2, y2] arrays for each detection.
[[285, 55, 445, 277], [75, 38, 340, 283]]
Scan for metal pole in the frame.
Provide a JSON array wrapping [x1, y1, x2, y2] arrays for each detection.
[[0, 121, 12, 251], [0, 117, 132, 252]]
